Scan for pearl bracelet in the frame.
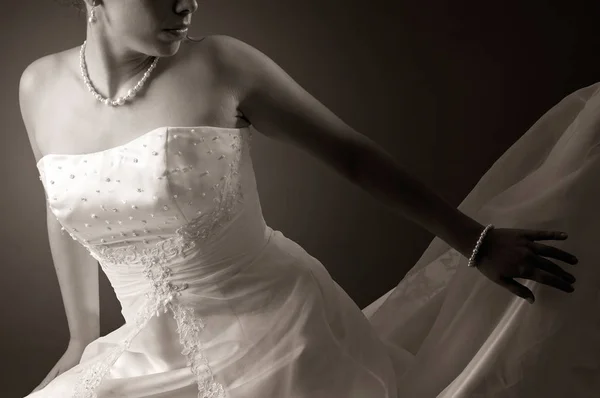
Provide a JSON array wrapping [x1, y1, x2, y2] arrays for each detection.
[[467, 224, 494, 267]]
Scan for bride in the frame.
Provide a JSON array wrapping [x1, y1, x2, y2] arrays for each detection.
[[23, 1, 581, 397]]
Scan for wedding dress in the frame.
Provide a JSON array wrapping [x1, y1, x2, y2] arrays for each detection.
[[28, 81, 600, 398], [28, 125, 403, 398]]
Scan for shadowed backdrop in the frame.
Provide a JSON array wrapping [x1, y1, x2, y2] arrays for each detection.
[[2, 0, 600, 396]]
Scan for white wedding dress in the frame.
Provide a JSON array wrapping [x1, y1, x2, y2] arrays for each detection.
[[29, 125, 401, 398], [28, 82, 600, 398]]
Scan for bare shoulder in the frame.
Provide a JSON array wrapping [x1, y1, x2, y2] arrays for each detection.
[[186, 34, 361, 156], [20, 47, 75, 99], [187, 34, 261, 68], [19, 53, 59, 109], [19, 53, 60, 162], [186, 34, 271, 94], [19, 48, 75, 162]]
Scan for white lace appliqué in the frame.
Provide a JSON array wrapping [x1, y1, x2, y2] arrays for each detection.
[[71, 132, 249, 398]]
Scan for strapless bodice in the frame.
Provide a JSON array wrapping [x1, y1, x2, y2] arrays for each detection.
[[37, 125, 268, 313], [30, 125, 401, 398], [35, 125, 279, 397]]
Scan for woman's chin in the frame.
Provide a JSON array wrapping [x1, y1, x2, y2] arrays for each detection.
[[151, 42, 182, 58]]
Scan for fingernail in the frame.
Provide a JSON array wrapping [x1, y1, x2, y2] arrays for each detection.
[[561, 232, 568, 238], [526, 297, 535, 304]]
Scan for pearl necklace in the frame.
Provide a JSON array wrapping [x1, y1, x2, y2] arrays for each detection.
[[79, 40, 159, 107]]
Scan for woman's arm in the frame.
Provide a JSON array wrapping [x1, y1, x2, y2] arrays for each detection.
[[20, 59, 100, 345], [45, 209, 101, 345], [214, 35, 483, 258]]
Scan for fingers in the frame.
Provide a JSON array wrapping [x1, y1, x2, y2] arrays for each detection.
[[528, 255, 576, 290], [521, 267, 575, 293], [519, 229, 569, 241], [528, 250, 577, 282], [500, 277, 535, 303], [515, 254, 576, 293], [528, 242, 578, 265]]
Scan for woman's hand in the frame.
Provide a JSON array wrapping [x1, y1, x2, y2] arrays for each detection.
[[215, 37, 578, 305], [29, 339, 87, 393], [475, 228, 578, 303]]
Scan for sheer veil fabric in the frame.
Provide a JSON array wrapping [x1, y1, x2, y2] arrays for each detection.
[[365, 82, 600, 397]]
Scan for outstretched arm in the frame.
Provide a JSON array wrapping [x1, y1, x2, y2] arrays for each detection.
[[209, 35, 577, 302], [216, 35, 483, 258]]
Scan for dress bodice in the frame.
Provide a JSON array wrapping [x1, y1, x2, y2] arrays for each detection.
[[30, 125, 403, 398], [36, 125, 270, 397], [37, 125, 267, 309]]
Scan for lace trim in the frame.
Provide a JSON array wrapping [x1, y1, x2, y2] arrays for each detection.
[[173, 303, 226, 398], [72, 132, 248, 398], [71, 298, 224, 398], [72, 294, 164, 398]]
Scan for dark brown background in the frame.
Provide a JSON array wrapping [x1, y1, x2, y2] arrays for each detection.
[[2, 0, 600, 396]]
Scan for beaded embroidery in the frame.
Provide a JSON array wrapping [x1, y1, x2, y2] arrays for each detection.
[[64, 130, 249, 398]]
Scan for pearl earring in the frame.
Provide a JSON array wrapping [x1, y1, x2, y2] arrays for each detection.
[[88, 6, 97, 24]]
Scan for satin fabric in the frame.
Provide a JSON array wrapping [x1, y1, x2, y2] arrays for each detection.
[[29, 126, 398, 398]]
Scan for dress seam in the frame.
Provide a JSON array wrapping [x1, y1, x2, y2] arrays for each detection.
[[163, 127, 189, 224]]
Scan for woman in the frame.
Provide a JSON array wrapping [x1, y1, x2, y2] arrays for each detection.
[[22, 1, 576, 397]]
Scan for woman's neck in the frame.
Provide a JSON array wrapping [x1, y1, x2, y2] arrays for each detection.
[[82, 29, 156, 98]]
